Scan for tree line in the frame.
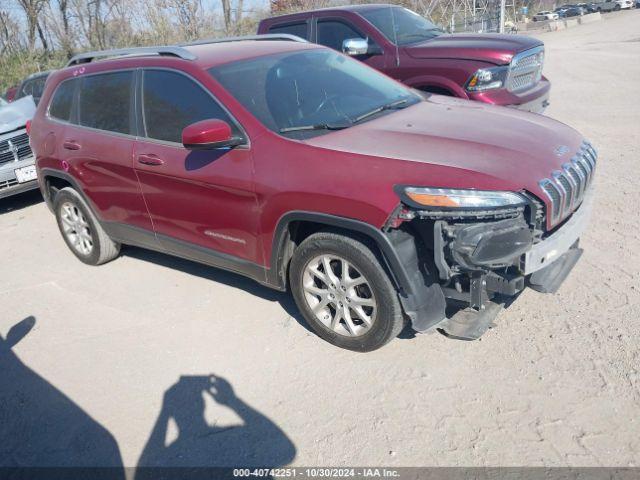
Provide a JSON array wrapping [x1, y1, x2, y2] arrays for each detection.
[[1, 0, 277, 92], [0, 0, 538, 93]]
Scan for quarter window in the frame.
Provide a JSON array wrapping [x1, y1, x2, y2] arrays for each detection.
[[317, 20, 364, 51], [78, 71, 133, 134], [49, 79, 77, 122], [268, 22, 309, 40], [142, 70, 239, 144]]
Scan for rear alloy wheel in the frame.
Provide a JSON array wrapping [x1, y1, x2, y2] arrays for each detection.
[[290, 232, 404, 352], [60, 202, 94, 256], [54, 187, 120, 265]]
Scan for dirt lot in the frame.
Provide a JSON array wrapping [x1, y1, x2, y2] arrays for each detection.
[[1, 10, 639, 470]]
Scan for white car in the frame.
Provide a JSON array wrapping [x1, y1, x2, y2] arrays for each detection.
[[0, 96, 38, 199], [532, 11, 560, 21], [596, 0, 633, 10]]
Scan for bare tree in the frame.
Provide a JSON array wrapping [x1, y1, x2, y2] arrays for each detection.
[[14, 0, 49, 51]]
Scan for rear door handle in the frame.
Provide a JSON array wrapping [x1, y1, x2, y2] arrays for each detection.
[[63, 140, 81, 151], [137, 154, 164, 166]]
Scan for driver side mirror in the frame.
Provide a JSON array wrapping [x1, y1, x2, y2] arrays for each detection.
[[182, 119, 244, 150], [342, 38, 381, 56]]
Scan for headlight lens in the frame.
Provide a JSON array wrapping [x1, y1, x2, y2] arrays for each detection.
[[404, 187, 527, 209], [466, 66, 509, 92]]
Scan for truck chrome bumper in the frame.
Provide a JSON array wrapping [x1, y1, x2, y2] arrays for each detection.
[[523, 191, 594, 275]]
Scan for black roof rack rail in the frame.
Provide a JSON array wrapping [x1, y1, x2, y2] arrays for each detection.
[[182, 33, 308, 47], [66, 46, 196, 67]]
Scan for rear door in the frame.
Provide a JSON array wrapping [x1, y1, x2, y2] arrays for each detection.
[[264, 20, 311, 40], [133, 68, 260, 265], [65, 70, 154, 237]]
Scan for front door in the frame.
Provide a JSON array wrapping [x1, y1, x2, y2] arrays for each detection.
[[314, 16, 387, 72], [133, 69, 260, 268]]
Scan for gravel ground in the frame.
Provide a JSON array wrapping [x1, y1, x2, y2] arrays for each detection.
[[1, 10, 639, 469]]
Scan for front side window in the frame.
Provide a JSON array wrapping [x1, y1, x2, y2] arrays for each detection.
[[268, 22, 309, 40], [209, 49, 420, 140], [142, 70, 240, 144], [49, 78, 77, 122], [317, 20, 364, 51], [360, 7, 443, 46], [78, 71, 133, 134]]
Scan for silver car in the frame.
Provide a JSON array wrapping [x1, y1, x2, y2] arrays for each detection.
[[0, 96, 38, 199]]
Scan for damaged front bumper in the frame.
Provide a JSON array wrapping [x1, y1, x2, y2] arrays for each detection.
[[386, 191, 593, 340]]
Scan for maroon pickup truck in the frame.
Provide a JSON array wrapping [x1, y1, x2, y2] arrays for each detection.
[[258, 4, 551, 113]]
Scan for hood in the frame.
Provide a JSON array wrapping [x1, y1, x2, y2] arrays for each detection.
[[305, 95, 584, 198], [0, 96, 36, 134], [404, 33, 543, 65]]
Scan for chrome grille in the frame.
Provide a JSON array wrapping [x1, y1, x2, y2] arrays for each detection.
[[0, 132, 32, 166], [539, 141, 597, 227], [507, 46, 544, 93]]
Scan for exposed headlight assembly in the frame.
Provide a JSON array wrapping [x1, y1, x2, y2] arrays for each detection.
[[465, 66, 509, 92], [402, 186, 527, 210]]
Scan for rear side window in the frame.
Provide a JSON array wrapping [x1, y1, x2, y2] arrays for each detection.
[[317, 20, 364, 51], [49, 79, 77, 122], [17, 75, 49, 105], [142, 70, 240, 144], [78, 71, 133, 134], [268, 22, 309, 40]]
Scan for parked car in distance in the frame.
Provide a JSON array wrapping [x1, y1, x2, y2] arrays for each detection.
[[595, 0, 632, 11], [258, 4, 551, 113], [14, 71, 52, 106], [0, 96, 38, 199], [555, 5, 586, 17], [532, 10, 560, 20], [3, 86, 18, 102], [32, 37, 596, 351], [576, 2, 599, 12]]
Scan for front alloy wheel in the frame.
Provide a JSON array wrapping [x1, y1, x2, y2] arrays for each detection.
[[302, 254, 377, 337], [289, 232, 404, 352]]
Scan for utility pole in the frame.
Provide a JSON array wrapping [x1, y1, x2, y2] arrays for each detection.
[[499, 0, 506, 33]]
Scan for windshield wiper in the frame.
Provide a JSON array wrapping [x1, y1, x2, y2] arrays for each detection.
[[354, 99, 410, 123], [279, 123, 351, 133]]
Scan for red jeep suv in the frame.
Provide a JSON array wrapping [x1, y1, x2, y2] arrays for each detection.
[[31, 35, 596, 351]]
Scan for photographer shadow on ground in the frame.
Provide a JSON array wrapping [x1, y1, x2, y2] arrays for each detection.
[[135, 374, 296, 480], [0, 316, 124, 478]]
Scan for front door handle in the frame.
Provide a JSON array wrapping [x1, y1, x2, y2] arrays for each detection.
[[137, 154, 164, 166], [63, 140, 81, 151]]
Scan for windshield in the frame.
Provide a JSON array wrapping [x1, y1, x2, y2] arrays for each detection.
[[209, 49, 420, 139], [360, 6, 444, 46]]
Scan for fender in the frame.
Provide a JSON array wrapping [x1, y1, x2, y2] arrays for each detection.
[[404, 75, 468, 99], [268, 211, 447, 332], [40, 168, 97, 214], [267, 211, 415, 294]]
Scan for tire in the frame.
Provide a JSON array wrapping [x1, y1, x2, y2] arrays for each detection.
[[533, 17, 538, 21], [614, 4, 621, 9], [54, 187, 120, 265], [289, 232, 404, 352]]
